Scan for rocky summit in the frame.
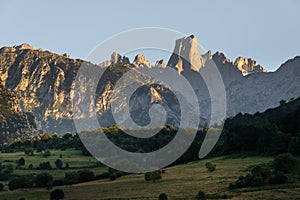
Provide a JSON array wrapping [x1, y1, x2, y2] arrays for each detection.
[[0, 37, 299, 137]]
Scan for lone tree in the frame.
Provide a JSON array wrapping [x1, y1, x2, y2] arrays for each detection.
[[55, 159, 63, 169], [35, 172, 53, 189], [50, 189, 64, 200], [18, 157, 25, 166], [159, 193, 168, 200], [273, 153, 298, 173], [144, 170, 162, 183]]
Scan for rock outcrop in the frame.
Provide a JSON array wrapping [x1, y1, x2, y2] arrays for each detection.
[[167, 35, 204, 74], [234, 56, 267, 75], [132, 54, 150, 67], [0, 36, 299, 135], [0, 81, 37, 143]]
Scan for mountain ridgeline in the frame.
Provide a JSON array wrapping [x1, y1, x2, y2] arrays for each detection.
[[0, 35, 300, 138]]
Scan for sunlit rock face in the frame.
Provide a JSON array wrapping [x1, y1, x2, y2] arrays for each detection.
[[0, 81, 37, 143], [168, 35, 204, 74], [0, 36, 299, 134], [132, 54, 150, 67], [234, 56, 267, 75]]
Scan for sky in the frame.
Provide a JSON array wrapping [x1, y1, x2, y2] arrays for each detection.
[[0, 0, 300, 71]]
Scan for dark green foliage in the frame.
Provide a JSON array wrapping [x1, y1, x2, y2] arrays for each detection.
[[38, 161, 52, 170], [35, 172, 53, 188], [0, 182, 4, 191], [9, 177, 31, 190], [4, 164, 14, 174], [50, 189, 64, 200], [55, 159, 63, 169], [43, 150, 51, 157], [28, 164, 33, 169], [64, 171, 79, 185], [109, 173, 117, 181], [78, 170, 95, 182], [158, 193, 168, 200], [197, 190, 205, 199], [288, 137, 300, 155], [205, 162, 216, 172], [18, 157, 25, 166], [269, 172, 288, 184], [273, 153, 298, 173], [144, 170, 162, 183]]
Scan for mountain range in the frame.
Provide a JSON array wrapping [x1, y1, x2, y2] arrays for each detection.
[[0, 35, 300, 139]]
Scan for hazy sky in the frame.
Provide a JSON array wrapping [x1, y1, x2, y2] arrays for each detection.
[[1, 0, 299, 71]]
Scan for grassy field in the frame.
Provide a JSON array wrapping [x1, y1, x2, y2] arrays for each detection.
[[0, 149, 107, 186], [0, 153, 299, 200]]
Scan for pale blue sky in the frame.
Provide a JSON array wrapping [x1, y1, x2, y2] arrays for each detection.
[[1, 0, 299, 71]]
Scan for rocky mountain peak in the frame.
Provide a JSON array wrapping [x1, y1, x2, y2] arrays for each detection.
[[234, 56, 267, 75], [13, 43, 36, 51], [132, 54, 150, 67], [167, 34, 204, 74], [110, 52, 130, 65]]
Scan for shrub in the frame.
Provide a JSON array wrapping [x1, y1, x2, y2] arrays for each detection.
[[273, 153, 298, 173], [35, 172, 53, 188], [205, 162, 216, 172], [18, 158, 25, 166], [50, 189, 64, 200], [158, 193, 168, 200], [38, 161, 52, 170], [28, 164, 33, 169], [43, 150, 51, 157], [78, 170, 95, 182], [269, 172, 288, 184], [0, 182, 4, 191], [9, 177, 31, 190], [144, 170, 162, 183], [55, 159, 63, 169], [109, 173, 117, 181], [64, 171, 79, 185], [197, 190, 205, 199]]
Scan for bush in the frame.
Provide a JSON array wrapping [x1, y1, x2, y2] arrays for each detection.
[[43, 150, 51, 157], [0, 182, 4, 191], [269, 172, 288, 184], [9, 177, 31, 190], [38, 161, 52, 170], [50, 189, 64, 200], [55, 159, 63, 169], [273, 153, 298, 173], [18, 158, 25, 166], [197, 190, 205, 199], [78, 170, 95, 182], [144, 170, 162, 183], [205, 162, 216, 172], [109, 173, 117, 181], [158, 193, 168, 200], [64, 171, 79, 185], [35, 172, 53, 188]]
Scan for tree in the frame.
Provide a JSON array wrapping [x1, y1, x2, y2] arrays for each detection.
[[197, 190, 205, 199], [288, 137, 300, 155], [50, 189, 64, 200], [55, 159, 63, 169], [205, 162, 216, 172], [144, 170, 162, 183], [159, 193, 168, 200], [4, 164, 14, 174], [43, 150, 51, 157], [8, 177, 30, 190], [64, 171, 79, 185], [0, 182, 4, 191], [35, 172, 53, 189], [29, 164, 33, 169], [78, 170, 95, 182], [18, 157, 25, 166], [273, 153, 298, 173]]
